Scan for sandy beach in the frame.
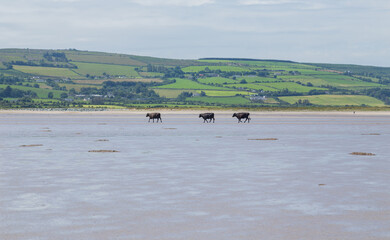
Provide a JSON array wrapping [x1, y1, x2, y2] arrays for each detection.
[[1, 110, 389, 240], [1, 109, 390, 117]]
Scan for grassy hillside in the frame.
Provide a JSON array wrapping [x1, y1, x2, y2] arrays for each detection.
[[13, 65, 81, 79], [0, 84, 66, 98], [72, 62, 140, 77], [279, 95, 385, 107], [154, 79, 227, 90], [1, 49, 390, 109]]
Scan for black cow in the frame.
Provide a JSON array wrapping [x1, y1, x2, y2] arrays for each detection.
[[199, 113, 215, 123], [232, 112, 250, 123], [146, 113, 162, 123]]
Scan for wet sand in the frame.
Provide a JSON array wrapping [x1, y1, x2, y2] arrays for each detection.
[[1, 109, 390, 117], [1, 112, 389, 239]]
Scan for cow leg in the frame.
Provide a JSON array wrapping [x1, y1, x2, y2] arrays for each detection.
[[212, 118, 215, 123], [148, 118, 150, 122], [244, 118, 248, 123], [160, 118, 162, 123], [248, 117, 251, 123]]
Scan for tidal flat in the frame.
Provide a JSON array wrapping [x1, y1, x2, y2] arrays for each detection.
[[1, 111, 389, 240]]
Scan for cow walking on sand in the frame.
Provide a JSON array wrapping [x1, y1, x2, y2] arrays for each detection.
[[199, 113, 215, 123], [146, 113, 162, 123], [232, 112, 250, 123]]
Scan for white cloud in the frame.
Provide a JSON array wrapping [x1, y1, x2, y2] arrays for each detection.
[[239, 0, 296, 5], [0, 0, 389, 66], [50, 0, 83, 2], [130, 0, 214, 7]]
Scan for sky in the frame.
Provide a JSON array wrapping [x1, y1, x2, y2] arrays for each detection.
[[0, 0, 389, 66]]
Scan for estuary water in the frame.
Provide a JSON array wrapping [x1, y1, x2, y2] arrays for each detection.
[[0, 111, 389, 240]]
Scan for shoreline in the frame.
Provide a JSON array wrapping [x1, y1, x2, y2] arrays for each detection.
[[1, 108, 390, 117]]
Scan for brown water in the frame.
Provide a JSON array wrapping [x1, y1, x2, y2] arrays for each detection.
[[1, 112, 389, 240]]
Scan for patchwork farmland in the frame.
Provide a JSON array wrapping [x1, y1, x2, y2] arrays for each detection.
[[1, 48, 390, 108]]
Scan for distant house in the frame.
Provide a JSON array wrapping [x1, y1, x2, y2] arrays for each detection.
[[105, 93, 115, 98], [250, 95, 267, 101]]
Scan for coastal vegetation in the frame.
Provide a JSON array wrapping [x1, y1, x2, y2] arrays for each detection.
[[1, 48, 390, 109]]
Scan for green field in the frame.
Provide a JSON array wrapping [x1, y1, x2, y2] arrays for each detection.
[[66, 51, 145, 66], [72, 62, 140, 77], [153, 89, 197, 98], [197, 77, 237, 84], [199, 59, 317, 70], [187, 96, 250, 105], [199, 90, 255, 97], [311, 74, 382, 88], [236, 76, 280, 83], [225, 83, 278, 91], [0, 84, 67, 98], [58, 83, 102, 91], [155, 78, 227, 90], [279, 75, 330, 86], [153, 88, 252, 98], [279, 95, 385, 106], [139, 72, 163, 77], [13, 65, 81, 79], [182, 66, 250, 73], [260, 82, 326, 92]]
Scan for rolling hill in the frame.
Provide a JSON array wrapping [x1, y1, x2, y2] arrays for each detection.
[[1, 48, 390, 109]]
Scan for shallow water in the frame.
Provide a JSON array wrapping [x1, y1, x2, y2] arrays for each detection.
[[1, 112, 389, 240]]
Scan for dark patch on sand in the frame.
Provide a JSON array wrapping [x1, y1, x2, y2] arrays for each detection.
[[350, 152, 376, 156], [216, 136, 222, 138], [20, 144, 43, 147], [163, 128, 177, 130], [362, 133, 381, 135], [96, 139, 109, 142], [248, 138, 278, 141], [88, 150, 119, 153]]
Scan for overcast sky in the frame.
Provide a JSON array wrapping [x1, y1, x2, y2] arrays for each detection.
[[1, 0, 389, 66]]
